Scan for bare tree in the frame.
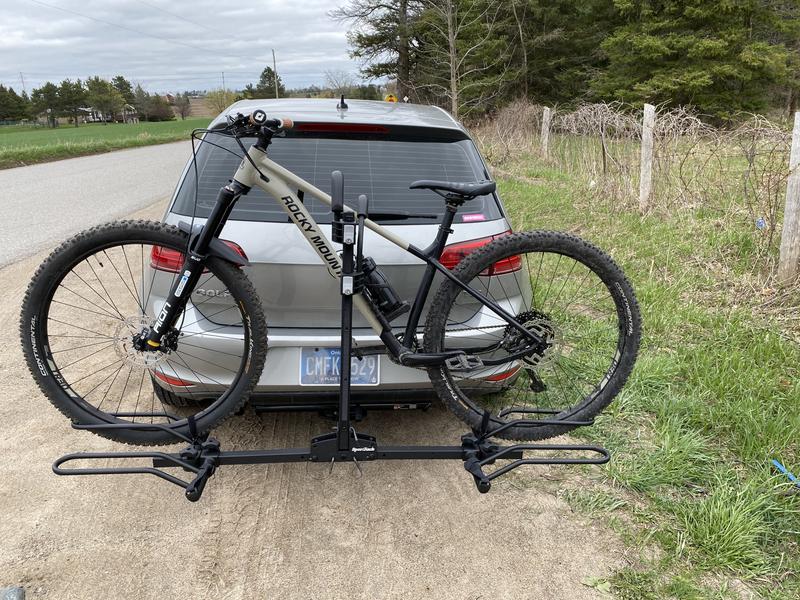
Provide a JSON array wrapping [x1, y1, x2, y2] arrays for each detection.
[[205, 89, 235, 114], [324, 69, 357, 95], [414, 0, 509, 119], [510, 0, 527, 99], [175, 93, 191, 120]]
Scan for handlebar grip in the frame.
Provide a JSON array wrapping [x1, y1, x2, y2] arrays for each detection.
[[331, 171, 344, 214], [248, 110, 293, 130]]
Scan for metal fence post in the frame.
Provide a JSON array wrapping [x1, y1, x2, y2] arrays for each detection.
[[639, 103, 655, 213], [540, 106, 552, 157], [778, 111, 800, 283]]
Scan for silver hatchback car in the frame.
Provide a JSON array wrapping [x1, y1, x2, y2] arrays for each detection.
[[158, 98, 513, 409]]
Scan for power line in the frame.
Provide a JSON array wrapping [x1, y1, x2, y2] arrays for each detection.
[[27, 0, 258, 63], [132, 0, 217, 33]]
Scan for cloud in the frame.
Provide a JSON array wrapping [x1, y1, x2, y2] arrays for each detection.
[[0, 0, 362, 93]]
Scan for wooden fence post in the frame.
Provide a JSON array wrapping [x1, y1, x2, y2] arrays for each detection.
[[778, 111, 800, 283], [540, 106, 552, 157], [639, 103, 655, 213]]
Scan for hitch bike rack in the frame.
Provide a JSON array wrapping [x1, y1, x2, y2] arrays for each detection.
[[53, 189, 610, 501]]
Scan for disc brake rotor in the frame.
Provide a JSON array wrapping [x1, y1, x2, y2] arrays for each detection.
[[114, 315, 168, 369], [502, 309, 563, 369]]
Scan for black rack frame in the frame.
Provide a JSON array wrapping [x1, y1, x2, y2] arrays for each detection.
[[53, 187, 609, 501]]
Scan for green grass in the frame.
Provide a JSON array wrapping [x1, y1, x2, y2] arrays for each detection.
[[497, 159, 800, 598], [0, 118, 210, 169]]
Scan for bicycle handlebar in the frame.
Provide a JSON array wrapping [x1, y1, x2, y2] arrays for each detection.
[[248, 109, 293, 130], [225, 110, 293, 138]]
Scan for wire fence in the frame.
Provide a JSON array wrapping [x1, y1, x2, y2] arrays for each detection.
[[473, 101, 795, 271]]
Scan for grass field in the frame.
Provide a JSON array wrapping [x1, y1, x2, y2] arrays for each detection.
[[0, 118, 211, 169], [496, 158, 800, 599]]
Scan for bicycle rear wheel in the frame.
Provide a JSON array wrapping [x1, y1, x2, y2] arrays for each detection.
[[20, 220, 267, 445], [424, 230, 640, 441]]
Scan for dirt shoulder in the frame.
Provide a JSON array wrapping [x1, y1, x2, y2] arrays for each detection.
[[0, 201, 623, 600]]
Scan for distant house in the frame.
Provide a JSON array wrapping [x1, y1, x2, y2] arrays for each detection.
[[122, 104, 138, 123], [76, 104, 138, 124]]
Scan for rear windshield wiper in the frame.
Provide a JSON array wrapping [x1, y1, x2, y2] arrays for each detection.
[[368, 210, 438, 221]]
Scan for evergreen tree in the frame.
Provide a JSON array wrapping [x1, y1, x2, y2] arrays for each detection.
[[497, 0, 621, 104], [251, 66, 286, 99], [86, 76, 125, 123], [0, 86, 30, 120], [57, 79, 87, 126], [111, 75, 135, 105], [592, 0, 792, 117], [31, 82, 60, 127], [133, 84, 152, 121], [331, 0, 419, 100]]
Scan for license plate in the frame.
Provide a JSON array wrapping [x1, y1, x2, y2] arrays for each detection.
[[299, 347, 379, 386]]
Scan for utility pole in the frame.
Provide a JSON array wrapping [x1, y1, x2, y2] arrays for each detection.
[[221, 71, 226, 90], [272, 49, 279, 99]]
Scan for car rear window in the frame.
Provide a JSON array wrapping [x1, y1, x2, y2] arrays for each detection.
[[171, 130, 502, 224]]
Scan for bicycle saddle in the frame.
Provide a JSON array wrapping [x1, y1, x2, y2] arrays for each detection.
[[409, 179, 496, 200]]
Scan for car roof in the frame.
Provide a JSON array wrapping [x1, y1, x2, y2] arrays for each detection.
[[212, 98, 465, 133]]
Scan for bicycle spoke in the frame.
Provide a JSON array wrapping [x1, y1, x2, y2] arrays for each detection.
[[437, 239, 631, 437], [38, 237, 250, 435]]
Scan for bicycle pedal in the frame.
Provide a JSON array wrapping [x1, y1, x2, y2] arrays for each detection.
[[445, 354, 484, 372]]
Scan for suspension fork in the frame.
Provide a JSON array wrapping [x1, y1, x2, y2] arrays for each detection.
[[145, 181, 247, 348]]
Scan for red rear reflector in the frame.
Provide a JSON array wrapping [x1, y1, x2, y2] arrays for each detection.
[[295, 122, 390, 134], [153, 370, 192, 387], [220, 240, 247, 260], [439, 230, 521, 275], [485, 365, 521, 382], [150, 240, 247, 274]]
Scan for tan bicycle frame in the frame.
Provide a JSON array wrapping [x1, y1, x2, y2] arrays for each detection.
[[231, 145, 409, 334]]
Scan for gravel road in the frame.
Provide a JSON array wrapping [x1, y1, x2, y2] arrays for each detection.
[[0, 147, 625, 599], [0, 142, 190, 266]]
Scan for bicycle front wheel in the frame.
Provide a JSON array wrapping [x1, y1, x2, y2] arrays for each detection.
[[20, 220, 267, 445], [424, 230, 640, 441]]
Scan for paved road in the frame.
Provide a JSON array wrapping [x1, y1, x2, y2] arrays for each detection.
[[0, 142, 191, 266]]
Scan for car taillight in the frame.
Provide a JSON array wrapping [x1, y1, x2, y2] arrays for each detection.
[[150, 245, 184, 272], [440, 230, 521, 275], [153, 370, 193, 387], [150, 241, 247, 273]]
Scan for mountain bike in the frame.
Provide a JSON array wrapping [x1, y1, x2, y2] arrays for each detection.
[[20, 110, 641, 447]]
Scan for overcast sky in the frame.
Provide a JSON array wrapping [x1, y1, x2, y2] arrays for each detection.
[[0, 0, 361, 93]]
